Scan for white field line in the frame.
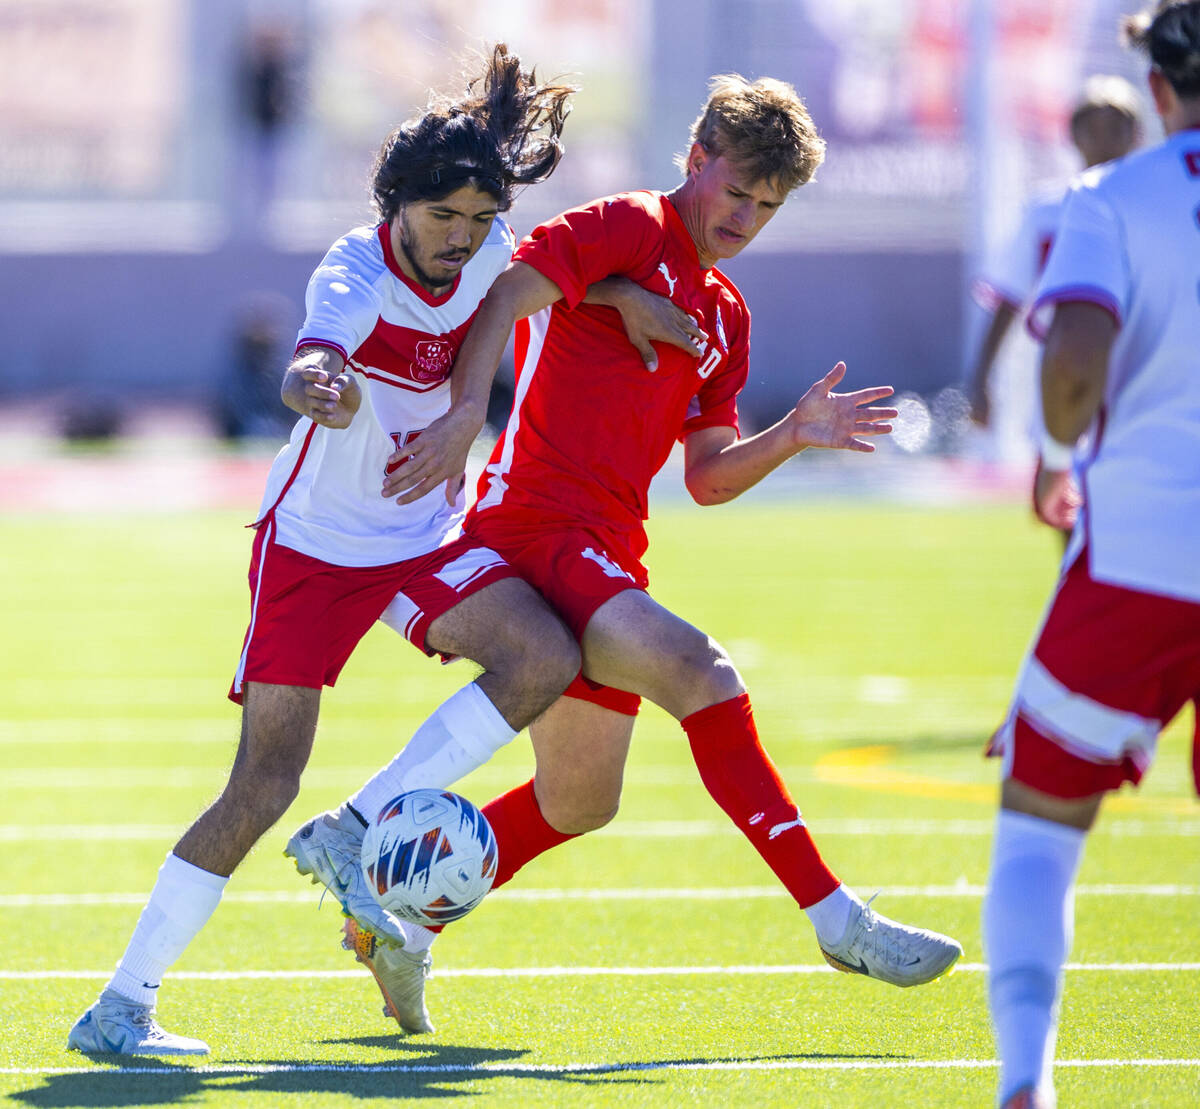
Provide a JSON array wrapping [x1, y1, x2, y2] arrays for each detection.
[[4, 963, 1200, 981], [2, 817, 1196, 842], [2, 1058, 1199, 1078], [1, 883, 1195, 909]]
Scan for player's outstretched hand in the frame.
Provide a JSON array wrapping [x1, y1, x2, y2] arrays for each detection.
[[613, 284, 706, 371], [283, 366, 361, 429], [789, 362, 896, 452], [1033, 459, 1081, 532], [382, 407, 481, 506]]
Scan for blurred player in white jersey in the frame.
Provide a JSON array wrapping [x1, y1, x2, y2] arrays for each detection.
[[982, 4, 1200, 1106], [966, 76, 1142, 475], [66, 44, 696, 1055]]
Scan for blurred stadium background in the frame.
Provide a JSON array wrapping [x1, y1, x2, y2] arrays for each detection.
[[0, 0, 1153, 471]]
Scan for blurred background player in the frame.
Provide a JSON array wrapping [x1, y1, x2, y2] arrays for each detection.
[[362, 72, 962, 1029], [66, 45, 589, 1057], [966, 75, 1142, 472], [982, 3, 1200, 1106]]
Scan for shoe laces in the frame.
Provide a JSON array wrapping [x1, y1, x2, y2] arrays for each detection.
[[103, 992, 157, 1029], [853, 893, 908, 969]]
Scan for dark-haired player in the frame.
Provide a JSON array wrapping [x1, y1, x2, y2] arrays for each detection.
[[981, 4, 1200, 1106], [377, 73, 963, 1025], [67, 45, 698, 1055]]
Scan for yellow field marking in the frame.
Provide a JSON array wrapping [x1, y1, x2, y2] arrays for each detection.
[[814, 743, 1199, 814]]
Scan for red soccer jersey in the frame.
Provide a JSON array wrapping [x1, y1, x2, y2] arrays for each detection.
[[468, 191, 750, 559]]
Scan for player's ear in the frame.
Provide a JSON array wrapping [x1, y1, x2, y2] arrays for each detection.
[[1147, 67, 1174, 118], [689, 142, 708, 177]]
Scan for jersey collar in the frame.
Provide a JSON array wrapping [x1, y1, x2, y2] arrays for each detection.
[[376, 223, 462, 306], [658, 194, 704, 270]]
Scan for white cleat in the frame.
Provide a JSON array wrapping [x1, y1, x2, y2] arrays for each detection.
[[67, 989, 209, 1056], [284, 805, 407, 948], [818, 897, 963, 987], [343, 918, 435, 1035]]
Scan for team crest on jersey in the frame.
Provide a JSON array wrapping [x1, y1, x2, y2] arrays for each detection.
[[412, 339, 453, 383]]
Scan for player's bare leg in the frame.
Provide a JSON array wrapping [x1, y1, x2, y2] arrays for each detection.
[[986, 780, 1101, 1107], [426, 577, 581, 726], [579, 589, 962, 986], [528, 695, 634, 834], [478, 695, 635, 895], [179, 683, 321, 875], [69, 683, 321, 1055]]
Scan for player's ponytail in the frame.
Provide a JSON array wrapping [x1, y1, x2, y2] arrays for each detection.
[[1123, 0, 1200, 100], [371, 44, 576, 221]]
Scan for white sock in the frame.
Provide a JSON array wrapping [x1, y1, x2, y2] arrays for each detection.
[[350, 683, 517, 822], [399, 921, 439, 953], [108, 853, 228, 1007], [984, 809, 1086, 1108], [804, 884, 862, 946]]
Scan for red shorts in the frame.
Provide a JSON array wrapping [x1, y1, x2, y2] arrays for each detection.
[[230, 519, 515, 703], [991, 549, 1200, 798], [465, 516, 646, 716]]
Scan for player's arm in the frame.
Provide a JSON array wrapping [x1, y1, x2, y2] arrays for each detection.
[[583, 278, 705, 370], [966, 301, 1018, 426], [683, 362, 896, 505], [1033, 301, 1115, 527], [281, 345, 361, 430], [382, 262, 563, 504]]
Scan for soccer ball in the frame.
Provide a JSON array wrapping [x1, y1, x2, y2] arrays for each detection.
[[361, 789, 498, 926]]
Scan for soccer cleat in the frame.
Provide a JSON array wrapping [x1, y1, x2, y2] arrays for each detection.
[[818, 896, 962, 987], [284, 805, 407, 947], [343, 918, 434, 1035], [67, 989, 209, 1055]]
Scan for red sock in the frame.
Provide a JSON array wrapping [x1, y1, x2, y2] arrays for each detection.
[[481, 778, 577, 890], [683, 693, 839, 908]]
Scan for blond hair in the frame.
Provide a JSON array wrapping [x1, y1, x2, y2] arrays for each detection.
[[675, 74, 825, 193]]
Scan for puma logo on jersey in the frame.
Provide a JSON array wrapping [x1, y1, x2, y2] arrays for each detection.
[[581, 547, 634, 581], [657, 263, 678, 298]]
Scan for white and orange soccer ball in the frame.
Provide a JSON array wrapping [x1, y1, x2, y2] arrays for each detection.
[[361, 789, 498, 926]]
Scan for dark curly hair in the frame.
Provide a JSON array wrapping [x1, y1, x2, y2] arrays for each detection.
[[1123, 1, 1200, 99], [371, 44, 575, 220]]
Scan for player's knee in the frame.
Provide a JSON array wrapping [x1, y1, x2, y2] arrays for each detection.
[[538, 784, 621, 835], [501, 611, 580, 701], [674, 641, 743, 703], [543, 799, 619, 835]]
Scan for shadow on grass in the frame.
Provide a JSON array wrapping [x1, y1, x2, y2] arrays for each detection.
[[13, 1045, 910, 1105]]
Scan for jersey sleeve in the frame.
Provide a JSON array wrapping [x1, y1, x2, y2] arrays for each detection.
[[974, 203, 1040, 310], [1027, 181, 1127, 342], [681, 300, 750, 438], [295, 233, 385, 360], [514, 195, 664, 308]]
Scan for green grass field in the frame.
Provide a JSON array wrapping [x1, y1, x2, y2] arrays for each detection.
[[1, 494, 1196, 1107]]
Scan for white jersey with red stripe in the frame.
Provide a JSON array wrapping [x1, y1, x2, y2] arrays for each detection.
[[256, 219, 515, 567], [974, 182, 1066, 312], [1028, 128, 1200, 603]]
